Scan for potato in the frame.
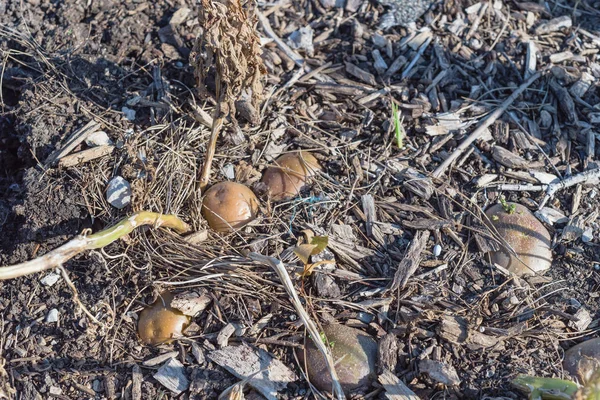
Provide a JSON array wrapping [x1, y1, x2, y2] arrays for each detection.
[[202, 181, 259, 232], [483, 203, 552, 276], [298, 323, 377, 394], [138, 292, 190, 345], [564, 338, 600, 385], [261, 151, 321, 201]]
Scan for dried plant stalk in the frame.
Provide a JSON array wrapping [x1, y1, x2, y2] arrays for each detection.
[[191, 0, 266, 191], [248, 253, 347, 400], [0, 212, 191, 280]]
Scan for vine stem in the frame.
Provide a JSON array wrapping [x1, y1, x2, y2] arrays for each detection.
[[0, 211, 191, 280]]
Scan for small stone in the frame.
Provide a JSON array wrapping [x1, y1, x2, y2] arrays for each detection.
[[106, 176, 131, 209], [40, 272, 61, 287], [433, 244, 442, 257], [582, 228, 593, 243], [590, 189, 597, 199], [85, 131, 113, 147], [122, 107, 136, 121], [46, 309, 59, 323]]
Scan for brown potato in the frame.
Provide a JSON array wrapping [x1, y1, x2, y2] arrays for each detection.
[[261, 151, 321, 201], [297, 323, 377, 395], [138, 292, 190, 345], [483, 203, 552, 276], [202, 181, 259, 232], [564, 338, 600, 384]]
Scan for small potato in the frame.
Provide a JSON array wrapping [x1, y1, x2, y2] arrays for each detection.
[[483, 203, 552, 276], [138, 292, 190, 346], [297, 323, 378, 395], [261, 151, 321, 201], [564, 338, 600, 384], [202, 181, 259, 232]]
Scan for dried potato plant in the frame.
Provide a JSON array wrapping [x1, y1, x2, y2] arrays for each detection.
[[191, 0, 266, 191]]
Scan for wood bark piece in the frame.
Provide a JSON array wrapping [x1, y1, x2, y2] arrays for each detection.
[[378, 370, 420, 400], [437, 315, 500, 350], [208, 343, 298, 400], [389, 230, 430, 291], [153, 358, 190, 395], [58, 145, 114, 168], [45, 120, 101, 166], [432, 71, 542, 178], [419, 359, 461, 386], [131, 364, 142, 400]]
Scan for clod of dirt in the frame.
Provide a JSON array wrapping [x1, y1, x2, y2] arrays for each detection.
[[298, 323, 378, 394], [564, 338, 600, 384], [138, 292, 190, 345], [483, 203, 553, 276], [202, 181, 259, 232], [261, 151, 321, 201]]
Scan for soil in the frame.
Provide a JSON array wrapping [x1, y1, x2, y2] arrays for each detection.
[[1, 0, 600, 399]]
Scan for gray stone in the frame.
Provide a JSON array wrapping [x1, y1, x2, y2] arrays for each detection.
[[106, 176, 131, 209]]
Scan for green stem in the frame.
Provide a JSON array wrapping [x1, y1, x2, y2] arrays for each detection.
[[0, 212, 191, 280], [512, 375, 580, 400]]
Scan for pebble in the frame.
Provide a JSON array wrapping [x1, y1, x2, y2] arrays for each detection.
[[46, 309, 59, 323], [40, 272, 61, 287], [85, 131, 113, 147], [590, 189, 597, 199], [121, 106, 136, 121], [433, 244, 442, 257], [582, 228, 593, 243], [106, 176, 131, 209]]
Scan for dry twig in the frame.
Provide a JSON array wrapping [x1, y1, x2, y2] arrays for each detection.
[[248, 252, 346, 400]]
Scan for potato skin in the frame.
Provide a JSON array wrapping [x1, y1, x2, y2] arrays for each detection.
[[202, 181, 259, 232], [297, 323, 378, 394], [564, 338, 600, 385], [138, 292, 190, 345], [484, 203, 552, 276], [261, 151, 320, 201]]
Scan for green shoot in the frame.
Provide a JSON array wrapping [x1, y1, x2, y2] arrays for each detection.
[[499, 196, 516, 214], [320, 331, 335, 349], [391, 101, 405, 149]]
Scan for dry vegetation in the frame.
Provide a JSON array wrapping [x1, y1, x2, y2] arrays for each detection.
[[1, 0, 600, 398]]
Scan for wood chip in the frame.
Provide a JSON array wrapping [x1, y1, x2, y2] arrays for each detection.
[[378, 369, 420, 400], [45, 120, 101, 165], [153, 358, 190, 395], [389, 230, 430, 291], [143, 351, 179, 367], [208, 343, 298, 400], [419, 359, 461, 386], [131, 364, 142, 400], [345, 61, 377, 85], [437, 315, 500, 350], [58, 145, 115, 168], [491, 146, 529, 169]]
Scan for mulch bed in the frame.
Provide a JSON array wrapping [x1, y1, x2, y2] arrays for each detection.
[[1, 0, 599, 398]]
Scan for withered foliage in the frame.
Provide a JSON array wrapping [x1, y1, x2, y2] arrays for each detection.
[[191, 0, 266, 125]]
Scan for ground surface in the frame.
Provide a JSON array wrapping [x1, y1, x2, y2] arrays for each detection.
[[1, 0, 600, 399]]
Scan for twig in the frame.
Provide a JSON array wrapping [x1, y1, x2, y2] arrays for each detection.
[[432, 71, 542, 178], [490, 168, 600, 209], [58, 145, 115, 168], [539, 167, 600, 209], [0, 211, 190, 280], [248, 252, 346, 400], [198, 101, 225, 192], [45, 120, 101, 166], [401, 36, 432, 80], [58, 265, 100, 324]]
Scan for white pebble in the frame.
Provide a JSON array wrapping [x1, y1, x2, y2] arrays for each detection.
[[46, 309, 59, 323], [433, 244, 442, 257], [85, 131, 113, 147], [121, 106, 136, 121], [590, 189, 597, 199], [106, 176, 131, 209], [40, 272, 61, 287], [582, 228, 594, 243]]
